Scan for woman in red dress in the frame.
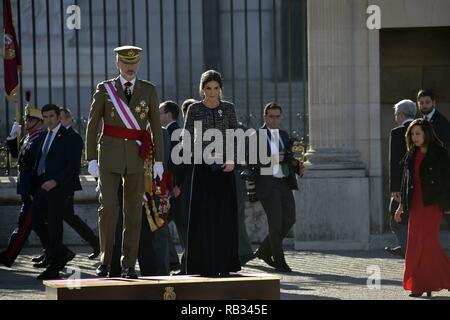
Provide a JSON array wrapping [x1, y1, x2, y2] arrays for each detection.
[[395, 119, 450, 298]]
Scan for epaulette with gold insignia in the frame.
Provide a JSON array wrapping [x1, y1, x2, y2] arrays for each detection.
[[139, 79, 155, 87], [98, 78, 116, 87], [104, 78, 117, 84]]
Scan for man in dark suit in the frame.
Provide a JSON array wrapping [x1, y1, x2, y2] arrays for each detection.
[[159, 101, 188, 273], [417, 89, 450, 228], [32, 104, 82, 280], [385, 100, 416, 258], [251, 102, 305, 273], [60, 108, 100, 260], [418, 89, 450, 148]]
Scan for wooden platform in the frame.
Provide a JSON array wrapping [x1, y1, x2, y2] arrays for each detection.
[[43, 273, 281, 300]]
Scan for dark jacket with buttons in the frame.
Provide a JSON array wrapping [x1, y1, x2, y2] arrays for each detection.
[[7, 129, 44, 197], [427, 110, 450, 149], [389, 120, 412, 192], [249, 125, 300, 198], [400, 144, 450, 212], [183, 100, 238, 162], [65, 126, 83, 194], [33, 126, 82, 195]]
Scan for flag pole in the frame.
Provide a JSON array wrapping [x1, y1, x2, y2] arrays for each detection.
[[13, 91, 20, 150]]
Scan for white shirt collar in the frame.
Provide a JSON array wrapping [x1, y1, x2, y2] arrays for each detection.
[[49, 123, 62, 135], [425, 108, 436, 121], [119, 75, 136, 88], [165, 121, 177, 129], [401, 118, 413, 126], [268, 128, 280, 140], [264, 124, 279, 131]]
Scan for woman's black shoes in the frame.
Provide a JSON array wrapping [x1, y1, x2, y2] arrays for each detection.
[[409, 291, 432, 298]]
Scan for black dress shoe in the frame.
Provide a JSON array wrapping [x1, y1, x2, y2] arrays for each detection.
[[0, 259, 12, 268], [240, 253, 256, 266], [58, 251, 76, 270], [219, 272, 231, 277], [255, 252, 276, 268], [169, 262, 182, 272], [121, 267, 138, 279], [96, 264, 109, 277], [171, 270, 186, 276], [31, 253, 46, 263], [0, 252, 12, 268], [384, 246, 405, 259], [409, 291, 432, 298], [33, 258, 50, 269], [88, 243, 100, 260], [37, 269, 60, 280], [274, 263, 292, 273]]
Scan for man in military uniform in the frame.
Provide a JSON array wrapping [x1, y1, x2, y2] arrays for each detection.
[[85, 46, 164, 279], [0, 105, 49, 267]]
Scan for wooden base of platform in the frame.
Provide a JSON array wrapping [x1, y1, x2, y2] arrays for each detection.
[[43, 273, 281, 300]]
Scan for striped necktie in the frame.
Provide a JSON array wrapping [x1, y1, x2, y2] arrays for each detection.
[[37, 130, 53, 176], [124, 82, 132, 104]]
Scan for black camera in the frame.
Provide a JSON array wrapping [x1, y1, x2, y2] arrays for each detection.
[[240, 168, 258, 203]]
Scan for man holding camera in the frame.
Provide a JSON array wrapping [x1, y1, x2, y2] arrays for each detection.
[[251, 102, 305, 273]]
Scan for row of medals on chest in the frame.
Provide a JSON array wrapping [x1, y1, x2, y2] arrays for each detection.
[[110, 100, 149, 120]]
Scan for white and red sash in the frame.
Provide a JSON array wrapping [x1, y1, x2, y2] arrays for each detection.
[[103, 80, 153, 160], [104, 80, 142, 145]]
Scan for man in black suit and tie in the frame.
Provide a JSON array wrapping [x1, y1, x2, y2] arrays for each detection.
[[159, 101, 188, 273], [60, 107, 100, 260], [417, 89, 450, 228], [385, 100, 416, 258], [251, 102, 305, 273], [32, 104, 82, 280], [417, 89, 450, 147]]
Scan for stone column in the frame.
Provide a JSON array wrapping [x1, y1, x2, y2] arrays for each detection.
[[294, 0, 370, 250]]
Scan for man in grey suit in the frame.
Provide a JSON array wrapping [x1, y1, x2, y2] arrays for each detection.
[[385, 100, 416, 258]]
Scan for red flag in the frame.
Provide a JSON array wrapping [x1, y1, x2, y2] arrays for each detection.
[[3, 0, 22, 97]]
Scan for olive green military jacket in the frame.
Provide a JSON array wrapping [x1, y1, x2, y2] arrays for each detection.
[[85, 76, 164, 174]]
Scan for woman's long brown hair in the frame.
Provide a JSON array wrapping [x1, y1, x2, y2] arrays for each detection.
[[405, 118, 443, 155]]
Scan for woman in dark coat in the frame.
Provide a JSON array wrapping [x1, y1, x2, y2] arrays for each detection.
[[182, 70, 241, 276], [395, 119, 450, 297]]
